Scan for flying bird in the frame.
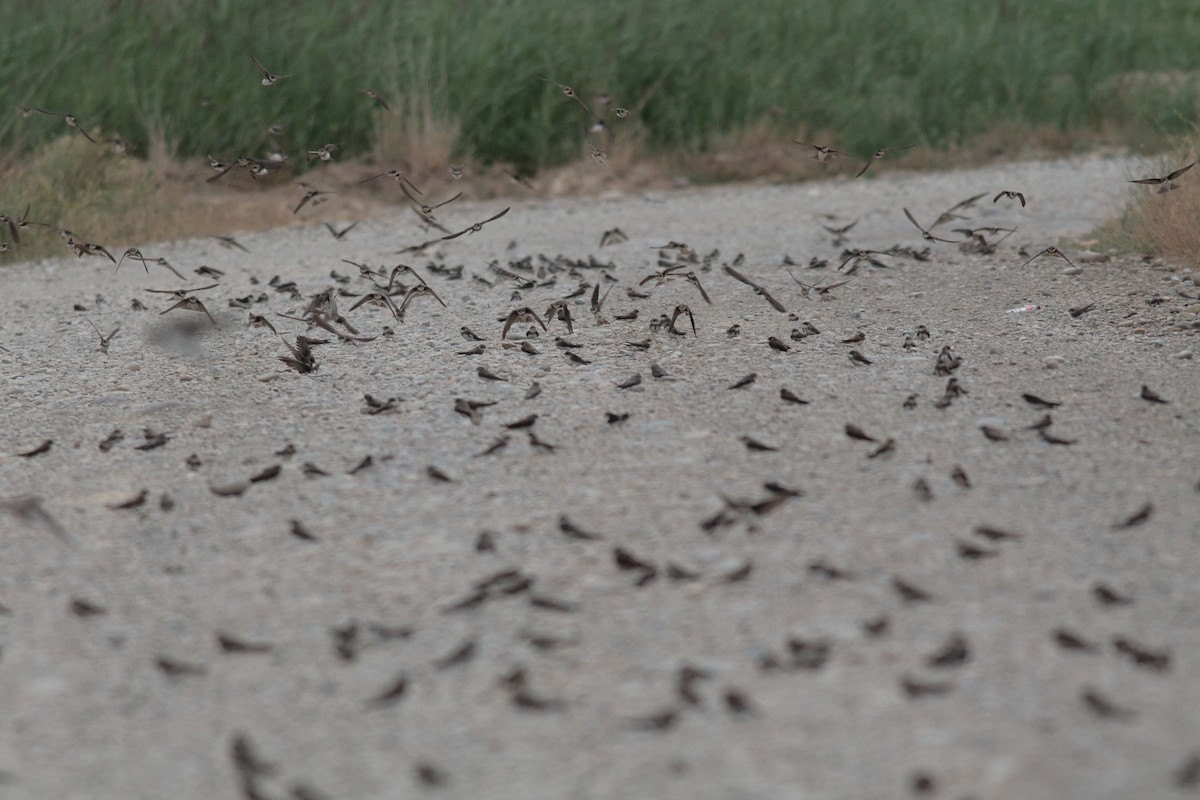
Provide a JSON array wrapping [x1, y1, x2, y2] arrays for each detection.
[[442, 207, 511, 240], [855, 144, 915, 177], [1128, 161, 1196, 193], [250, 55, 289, 86]]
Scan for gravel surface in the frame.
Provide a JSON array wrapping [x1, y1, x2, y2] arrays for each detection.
[[1, 154, 1198, 800]]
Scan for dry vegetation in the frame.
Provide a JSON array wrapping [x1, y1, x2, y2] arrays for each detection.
[[1094, 147, 1200, 263]]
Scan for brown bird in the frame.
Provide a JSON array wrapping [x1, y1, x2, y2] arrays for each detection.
[[904, 208, 962, 243], [724, 265, 785, 312], [160, 296, 217, 326], [668, 304, 696, 335], [145, 283, 219, 302], [992, 190, 1027, 207], [358, 88, 391, 110], [86, 319, 120, 353], [32, 107, 97, 142], [934, 192, 987, 226], [793, 141, 845, 163], [599, 227, 628, 247], [115, 247, 161, 275], [442, 207, 510, 240], [395, 284, 447, 318], [403, 188, 463, 223], [538, 76, 607, 130], [213, 235, 249, 252], [306, 143, 339, 161], [1020, 246, 1078, 270], [361, 169, 423, 195], [323, 221, 359, 240], [293, 183, 334, 214], [250, 55, 289, 86], [788, 272, 851, 300], [1129, 161, 1196, 193], [855, 144, 915, 177], [348, 292, 402, 319], [640, 266, 711, 304], [848, 350, 873, 365], [66, 239, 116, 262], [837, 250, 888, 276], [501, 307, 548, 339]]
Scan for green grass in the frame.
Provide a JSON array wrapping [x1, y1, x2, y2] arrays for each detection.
[[1, 0, 1199, 172]]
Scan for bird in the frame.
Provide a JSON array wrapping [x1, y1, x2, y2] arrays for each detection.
[[993, 190, 1027, 206], [538, 76, 607, 130], [724, 265, 785, 312], [32, 108, 97, 142], [160, 296, 218, 326], [294, 183, 334, 214], [85, 319, 120, 353], [306, 143, 339, 161], [348, 292, 402, 319], [357, 88, 390, 110], [501, 307, 548, 340], [787, 272, 851, 300], [323, 222, 359, 240], [115, 247, 169, 275], [821, 218, 858, 245], [65, 239, 116, 262], [1020, 246, 1078, 270], [399, 185, 462, 223], [668, 304, 696, 335], [1128, 161, 1196, 193], [442, 207, 511, 240], [793, 141, 845, 163], [904, 208, 962, 243], [361, 169, 422, 195], [395, 284, 446, 318], [250, 55, 289, 86], [855, 144, 915, 177]]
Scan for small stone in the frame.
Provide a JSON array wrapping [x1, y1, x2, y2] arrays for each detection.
[[1060, 266, 1082, 276], [1173, 348, 1194, 359], [194, 414, 213, 429], [1043, 356, 1066, 369], [209, 480, 250, 497], [126, 364, 142, 371]]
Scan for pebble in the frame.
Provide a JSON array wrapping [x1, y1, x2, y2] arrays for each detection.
[[126, 364, 142, 371], [194, 414, 213, 429], [209, 480, 250, 497], [1043, 356, 1067, 369], [1172, 348, 1194, 359], [1061, 266, 1083, 276]]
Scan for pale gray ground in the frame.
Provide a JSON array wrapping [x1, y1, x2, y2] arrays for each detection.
[[1, 155, 1198, 800]]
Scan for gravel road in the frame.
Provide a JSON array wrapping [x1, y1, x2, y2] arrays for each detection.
[[1, 154, 1198, 800]]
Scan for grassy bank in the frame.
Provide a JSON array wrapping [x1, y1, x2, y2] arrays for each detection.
[[2, 0, 1199, 171]]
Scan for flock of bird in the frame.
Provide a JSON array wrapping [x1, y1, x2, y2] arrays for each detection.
[[2, 56, 1198, 799]]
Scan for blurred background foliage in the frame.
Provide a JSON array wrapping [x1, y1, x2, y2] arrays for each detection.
[[1, 0, 1198, 173]]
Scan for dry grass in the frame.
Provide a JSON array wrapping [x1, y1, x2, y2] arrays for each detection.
[[1098, 178, 1200, 260]]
